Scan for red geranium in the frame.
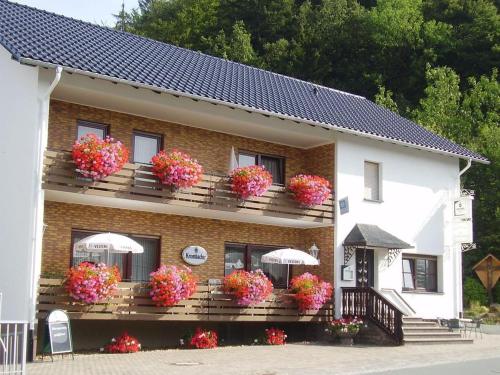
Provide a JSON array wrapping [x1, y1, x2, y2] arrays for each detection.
[[230, 165, 273, 199], [103, 332, 141, 353], [72, 133, 129, 180], [223, 269, 273, 306], [151, 150, 203, 189], [289, 273, 333, 312], [288, 174, 331, 206], [190, 328, 218, 349], [265, 328, 287, 345], [149, 265, 198, 307]]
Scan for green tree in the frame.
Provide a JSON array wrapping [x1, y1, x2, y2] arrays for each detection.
[[375, 86, 399, 113]]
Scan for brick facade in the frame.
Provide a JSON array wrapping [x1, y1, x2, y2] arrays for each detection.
[[42, 201, 334, 283]]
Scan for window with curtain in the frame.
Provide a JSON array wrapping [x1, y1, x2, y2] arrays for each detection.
[[402, 255, 437, 292], [133, 131, 162, 164], [77, 120, 108, 140], [224, 243, 289, 288], [364, 161, 381, 201], [237, 151, 285, 185], [71, 230, 159, 282]]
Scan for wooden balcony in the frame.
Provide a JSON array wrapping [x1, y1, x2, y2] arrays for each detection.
[[42, 150, 334, 227], [37, 279, 333, 322]]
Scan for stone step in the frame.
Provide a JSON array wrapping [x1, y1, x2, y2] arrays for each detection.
[[403, 327, 451, 334], [402, 321, 439, 328], [404, 337, 473, 345], [403, 331, 462, 339]]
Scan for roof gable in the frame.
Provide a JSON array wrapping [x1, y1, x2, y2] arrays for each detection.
[[0, 0, 487, 162]]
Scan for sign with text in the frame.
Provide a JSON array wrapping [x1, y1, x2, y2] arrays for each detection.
[[46, 310, 73, 355], [182, 246, 208, 266], [453, 196, 473, 245]]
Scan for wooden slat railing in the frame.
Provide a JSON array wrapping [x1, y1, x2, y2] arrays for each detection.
[[341, 287, 403, 344], [42, 150, 334, 225], [37, 279, 333, 322]]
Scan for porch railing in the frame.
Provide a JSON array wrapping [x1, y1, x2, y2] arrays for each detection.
[[0, 322, 28, 375], [37, 279, 333, 322], [341, 287, 403, 344], [42, 150, 334, 225]]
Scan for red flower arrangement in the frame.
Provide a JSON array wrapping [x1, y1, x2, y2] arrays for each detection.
[[288, 174, 331, 206], [326, 317, 363, 336], [64, 262, 121, 304], [289, 272, 333, 312], [103, 332, 141, 353], [72, 133, 129, 180], [149, 265, 198, 307], [189, 328, 218, 349], [230, 165, 273, 199], [265, 328, 287, 345], [151, 150, 203, 189], [223, 269, 273, 306]]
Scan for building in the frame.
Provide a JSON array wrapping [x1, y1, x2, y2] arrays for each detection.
[[0, 0, 487, 350]]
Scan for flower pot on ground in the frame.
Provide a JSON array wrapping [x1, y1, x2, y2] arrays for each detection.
[[289, 272, 333, 312], [288, 174, 331, 207], [151, 150, 203, 189], [223, 269, 273, 306], [189, 328, 218, 349], [64, 262, 121, 304], [149, 265, 198, 306], [325, 317, 364, 346], [102, 332, 141, 353], [72, 133, 129, 180], [230, 165, 273, 200], [264, 328, 287, 345]]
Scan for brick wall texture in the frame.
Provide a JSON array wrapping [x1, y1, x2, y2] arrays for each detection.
[[43, 100, 335, 284]]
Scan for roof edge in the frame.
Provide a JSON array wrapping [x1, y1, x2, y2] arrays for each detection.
[[22, 57, 489, 164]]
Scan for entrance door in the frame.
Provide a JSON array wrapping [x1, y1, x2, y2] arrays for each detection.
[[356, 248, 374, 288]]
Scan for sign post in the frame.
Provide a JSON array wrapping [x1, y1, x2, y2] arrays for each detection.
[[43, 310, 73, 361]]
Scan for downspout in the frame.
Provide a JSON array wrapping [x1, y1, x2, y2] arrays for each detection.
[[29, 66, 62, 329], [459, 158, 472, 178]]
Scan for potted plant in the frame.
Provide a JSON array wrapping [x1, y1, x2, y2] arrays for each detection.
[[325, 317, 364, 346], [72, 134, 129, 180], [64, 262, 121, 304], [264, 328, 287, 345], [288, 174, 331, 207], [151, 150, 203, 189], [230, 165, 273, 199], [223, 269, 273, 306], [149, 265, 198, 306], [189, 328, 218, 349], [102, 332, 141, 353], [289, 272, 333, 312]]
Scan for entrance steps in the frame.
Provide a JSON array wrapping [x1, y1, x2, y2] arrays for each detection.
[[402, 317, 473, 345]]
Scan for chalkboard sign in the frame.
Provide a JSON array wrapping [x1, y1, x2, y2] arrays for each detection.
[[46, 310, 73, 356]]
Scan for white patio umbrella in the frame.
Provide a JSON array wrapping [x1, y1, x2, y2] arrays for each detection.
[[261, 248, 319, 287], [73, 232, 144, 265], [228, 146, 239, 173]]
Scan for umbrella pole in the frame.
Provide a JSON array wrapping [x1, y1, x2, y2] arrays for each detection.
[[287, 264, 290, 288]]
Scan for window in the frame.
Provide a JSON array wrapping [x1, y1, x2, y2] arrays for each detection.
[[364, 161, 381, 201], [402, 255, 437, 292], [71, 230, 160, 282], [224, 243, 290, 288], [77, 120, 108, 140], [238, 151, 285, 185], [133, 131, 162, 164]]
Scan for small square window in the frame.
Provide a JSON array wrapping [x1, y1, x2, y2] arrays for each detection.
[[364, 161, 381, 201]]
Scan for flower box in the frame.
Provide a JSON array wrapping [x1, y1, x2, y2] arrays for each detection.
[[230, 165, 273, 199], [149, 265, 198, 307], [223, 269, 273, 306], [288, 174, 331, 207], [289, 272, 333, 312], [151, 150, 203, 189]]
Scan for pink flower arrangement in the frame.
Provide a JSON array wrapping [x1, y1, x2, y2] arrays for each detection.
[[288, 175, 331, 206], [149, 265, 198, 307], [230, 165, 273, 199], [223, 269, 273, 306], [265, 328, 287, 345], [289, 272, 333, 312], [189, 328, 218, 349], [72, 133, 129, 180], [151, 150, 203, 189], [326, 317, 364, 336], [103, 332, 141, 353], [64, 262, 121, 304]]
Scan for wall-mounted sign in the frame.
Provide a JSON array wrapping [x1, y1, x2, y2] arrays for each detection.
[[182, 246, 208, 266], [339, 197, 349, 215], [453, 196, 473, 245], [341, 265, 354, 281]]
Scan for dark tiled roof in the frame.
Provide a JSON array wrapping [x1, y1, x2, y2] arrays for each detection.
[[0, 0, 487, 162], [343, 224, 413, 249]]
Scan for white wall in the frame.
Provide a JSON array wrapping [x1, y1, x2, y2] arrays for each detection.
[[334, 134, 462, 319]]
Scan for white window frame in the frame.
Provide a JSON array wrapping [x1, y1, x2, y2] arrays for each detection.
[[364, 160, 383, 202]]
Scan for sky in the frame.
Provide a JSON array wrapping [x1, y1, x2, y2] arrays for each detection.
[[14, 0, 139, 27]]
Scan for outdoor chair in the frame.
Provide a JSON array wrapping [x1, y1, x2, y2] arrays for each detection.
[[447, 318, 466, 336], [465, 319, 483, 339]]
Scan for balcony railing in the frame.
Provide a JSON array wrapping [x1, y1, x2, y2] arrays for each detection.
[[42, 150, 334, 226], [37, 279, 333, 322]]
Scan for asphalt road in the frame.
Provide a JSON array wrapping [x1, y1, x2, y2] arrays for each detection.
[[368, 357, 500, 375]]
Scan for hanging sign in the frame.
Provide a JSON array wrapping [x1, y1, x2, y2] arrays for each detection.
[[45, 310, 73, 355], [453, 195, 473, 245], [182, 246, 208, 266]]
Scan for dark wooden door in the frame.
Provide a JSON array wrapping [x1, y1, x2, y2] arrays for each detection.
[[356, 248, 374, 287]]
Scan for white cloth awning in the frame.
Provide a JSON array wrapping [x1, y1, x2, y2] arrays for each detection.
[[261, 248, 319, 266], [73, 232, 144, 254]]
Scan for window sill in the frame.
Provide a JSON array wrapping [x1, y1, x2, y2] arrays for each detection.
[[402, 290, 443, 295], [363, 198, 383, 203]]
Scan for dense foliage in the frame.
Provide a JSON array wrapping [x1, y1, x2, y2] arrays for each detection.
[[116, 0, 499, 283], [463, 277, 488, 307]]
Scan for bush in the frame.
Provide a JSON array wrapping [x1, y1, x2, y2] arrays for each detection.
[[463, 277, 488, 307]]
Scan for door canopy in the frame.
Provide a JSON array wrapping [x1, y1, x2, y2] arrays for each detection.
[[343, 224, 413, 265]]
